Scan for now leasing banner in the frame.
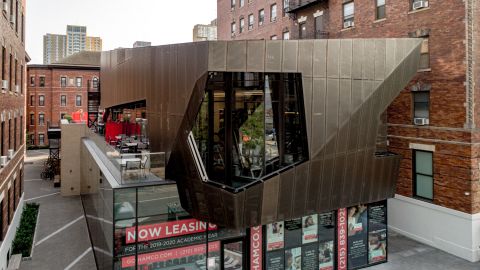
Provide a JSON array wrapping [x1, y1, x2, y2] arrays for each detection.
[[125, 219, 217, 244], [121, 241, 220, 268]]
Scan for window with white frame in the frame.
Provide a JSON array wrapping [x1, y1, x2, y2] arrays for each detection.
[[343, 1, 354, 28], [413, 150, 433, 200], [248, 14, 254, 30], [259, 9, 265, 25], [270, 4, 277, 22]]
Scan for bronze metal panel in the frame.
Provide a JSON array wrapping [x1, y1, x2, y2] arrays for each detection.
[[342, 152, 357, 206], [208, 41, 227, 71], [326, 39, 340, 78], [352, 39, 364, 80], [313, 40, 327, 78], [298, 40, 314, 77], [325, 78, 339, 156], [265, 40, 282, 72], [227, 40, 247, 71], [292, 162, 309, 217], [277, 168, 295, 221], [318, 157, 334, 212], [261, 175, 280, 225], [340, 39, 353, 79], [363, 40, 376, 80], [311, 78, 326, 158], [306, 158, 323, 212], [244, 183, 264, 228], [330, 154, 346, 209], [247, 40, 265, 72], [375, 39, 387, 81], [337, 79, 352, 154], [303, 77, 313, 147], [282, 40, 299, 72]]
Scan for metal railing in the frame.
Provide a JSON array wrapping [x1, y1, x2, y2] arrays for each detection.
[[286, 0, 325, 12]]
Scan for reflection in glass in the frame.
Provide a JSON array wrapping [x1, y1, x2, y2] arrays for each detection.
[[192, 72, 308, 190], [224, 241, 243, 270]]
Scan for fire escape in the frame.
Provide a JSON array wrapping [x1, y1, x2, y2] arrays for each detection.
[[87, 78, 101, 132], [285, 0, 329, 40]]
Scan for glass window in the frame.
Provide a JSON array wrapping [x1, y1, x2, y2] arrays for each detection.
[[343, 1, 354, 27], [248, 14, 254, 30], [29, 114, 34, 125], [315, 15, 327, 39], [61, 95, 66, 106], [240, 18, 245, 33], [240, 0, 244, 7], [231, 0, 235, 8], [283, 31, 290, 40], [76, 95, 82, 106], [192, 73, 308, 190], [270, 35, 278, 40], [38, 95, 45, 106], [283, 0, 289, 11], [414, 150, 433, 200], [231, 22, 236, 36], [92, 77, 99, 89], [76, 77, 82, 87], [39, 134, 44, 145], [271, 4, 277, 22], [61, 76, 67, 87], [29, 134, 34, 145], [419, 38, 430, 69], [259, 9, 265, 25], [38, 113, 44, 125], [299, 23, 306, 39], [376, 0, 386, 20], [413, 91, 429, 119], [39, 76, 45, 87], [30, 76, 35, 86], [30, 95, 34, 106]]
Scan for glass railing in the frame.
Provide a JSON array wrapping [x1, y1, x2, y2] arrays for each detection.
[[86, 129, 167, 185]]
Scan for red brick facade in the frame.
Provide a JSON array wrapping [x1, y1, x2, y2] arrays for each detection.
[[0, 0, 27, 241], [218, 0, 295, 40], [218, 0, 480, 214], [27, 65, 99, 146]]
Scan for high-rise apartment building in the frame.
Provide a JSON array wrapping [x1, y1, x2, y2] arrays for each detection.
[[86, 36, 102, 52], [44, 25, 102, 64], [0, 0, 28, 268], [66, 25, 87, 57], [43, 34, 66, 64], [216, 0, 480, 263], [132, 41, 151, 48], [192, 19, 218, 41]]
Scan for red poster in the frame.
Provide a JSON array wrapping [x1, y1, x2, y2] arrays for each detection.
[[122, 241, 220, 268], [125, 219, 217, 244], [250, 226, 263, 270], [337, 208, 347, 270]]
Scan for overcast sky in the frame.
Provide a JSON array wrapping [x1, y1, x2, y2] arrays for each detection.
[[26, 0, 217, 64]]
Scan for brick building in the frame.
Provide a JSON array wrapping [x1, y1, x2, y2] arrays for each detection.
[[27, 51, 100, 147], [217, 0, 480, 263], [0, 0, 28, 268], [217, 0, 295, 40]]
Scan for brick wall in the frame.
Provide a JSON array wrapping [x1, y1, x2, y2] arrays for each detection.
[[217, 0, 295, 40], [0, 0, 26, 240], [27, 66, 99, 146]]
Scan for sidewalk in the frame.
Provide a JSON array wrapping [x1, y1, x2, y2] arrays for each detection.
[[19, 150, 96, 270]]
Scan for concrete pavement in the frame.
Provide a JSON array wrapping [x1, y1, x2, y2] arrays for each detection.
[[19, 150, 96, 270]]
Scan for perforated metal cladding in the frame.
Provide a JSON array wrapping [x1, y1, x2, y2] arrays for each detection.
[[100, 39, 422, 229]]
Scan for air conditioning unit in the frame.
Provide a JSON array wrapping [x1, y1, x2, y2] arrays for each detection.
[[344, 21, 354, 28], [2, 2, 8, 12], [0, 156, 7, 167], [1, 80, 8, 90], [414, 117, 429, 125], [8, 149, 14, 159], [413, 0, 428, 10]]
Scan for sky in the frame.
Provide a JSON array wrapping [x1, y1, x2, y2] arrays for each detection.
[[26, 0, 217, 64]]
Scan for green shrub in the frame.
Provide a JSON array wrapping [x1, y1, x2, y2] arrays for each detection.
[[11, 203, 39, 257]]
